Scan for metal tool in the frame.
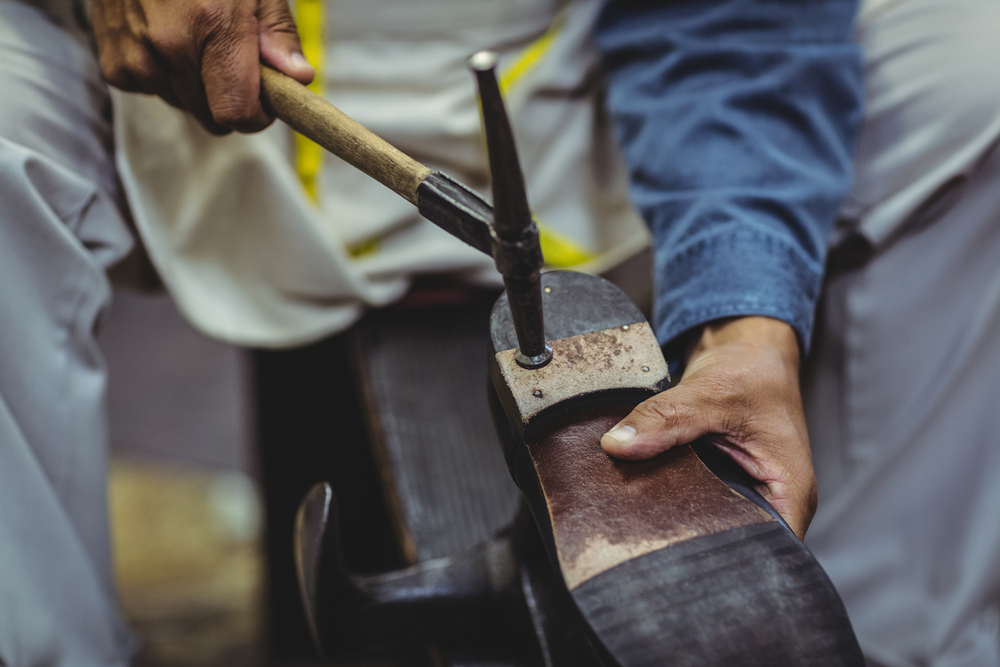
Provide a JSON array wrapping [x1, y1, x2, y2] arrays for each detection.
[[468, 51, 551, 368], [261, 60, 551, 368]]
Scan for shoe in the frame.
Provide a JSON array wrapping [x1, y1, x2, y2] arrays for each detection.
[[488, 270, 865, 667]]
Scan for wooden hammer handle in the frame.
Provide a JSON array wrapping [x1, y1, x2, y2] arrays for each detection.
[[260, 66, 432, 205]]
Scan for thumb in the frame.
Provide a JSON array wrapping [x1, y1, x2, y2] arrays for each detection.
[[601, 384, 725, 460], [257, 0, 315, 84]]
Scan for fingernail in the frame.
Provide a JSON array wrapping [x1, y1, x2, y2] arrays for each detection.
[[603, 425, 636, 447], [290, 52, 314, 73]]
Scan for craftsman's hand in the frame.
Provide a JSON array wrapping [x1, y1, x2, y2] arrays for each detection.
[[600, 317, 816, 539], [92, 0, 314, 133]]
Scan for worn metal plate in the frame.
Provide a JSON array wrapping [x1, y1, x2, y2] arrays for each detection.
[[495, 321, 669, 425]]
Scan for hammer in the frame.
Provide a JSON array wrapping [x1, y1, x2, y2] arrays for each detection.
[[262, 56, 550, 369]]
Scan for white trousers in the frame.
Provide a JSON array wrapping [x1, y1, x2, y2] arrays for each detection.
[[0, 0, 135, 664], [805, 1, 1000, 665]]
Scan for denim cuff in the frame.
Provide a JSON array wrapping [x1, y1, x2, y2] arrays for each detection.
[[654, 228, 823, 371]]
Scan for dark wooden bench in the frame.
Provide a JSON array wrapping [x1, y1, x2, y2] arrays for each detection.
[[348, 293, 520, 566], [253, 257, 652, 666], [255, 285, 599, 666]]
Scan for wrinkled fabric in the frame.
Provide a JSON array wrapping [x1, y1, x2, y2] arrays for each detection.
[[804, 0, 1000, 664], [595, 0, 864, 357], [806, 139, 1000, 665], [0, 0, 136, 664]]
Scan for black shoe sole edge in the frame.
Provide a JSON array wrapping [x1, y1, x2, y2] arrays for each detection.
[[573, 522, 865, 667]]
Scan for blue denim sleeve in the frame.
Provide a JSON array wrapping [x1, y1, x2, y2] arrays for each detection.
[[594, 0, 863, 363]]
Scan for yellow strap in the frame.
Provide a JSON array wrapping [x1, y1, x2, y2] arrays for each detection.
[[294, 0, 324, 203], [498, 27, 558, 95], [294, 1, 376, 257], [536, 222, 595, 267]]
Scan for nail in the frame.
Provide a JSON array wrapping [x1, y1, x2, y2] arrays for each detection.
[[603, 425, 636, 448], [290, 52, 314, 73]]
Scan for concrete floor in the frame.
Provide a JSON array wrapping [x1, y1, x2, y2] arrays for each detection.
[[109, 459, 265, 667]]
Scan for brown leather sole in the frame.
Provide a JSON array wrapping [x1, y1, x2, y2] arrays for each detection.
[[527, 405, 773, 590], [514, 404, 864, 666]]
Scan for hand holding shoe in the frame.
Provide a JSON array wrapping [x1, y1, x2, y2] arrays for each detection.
[[600, 316, 817, 539]]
